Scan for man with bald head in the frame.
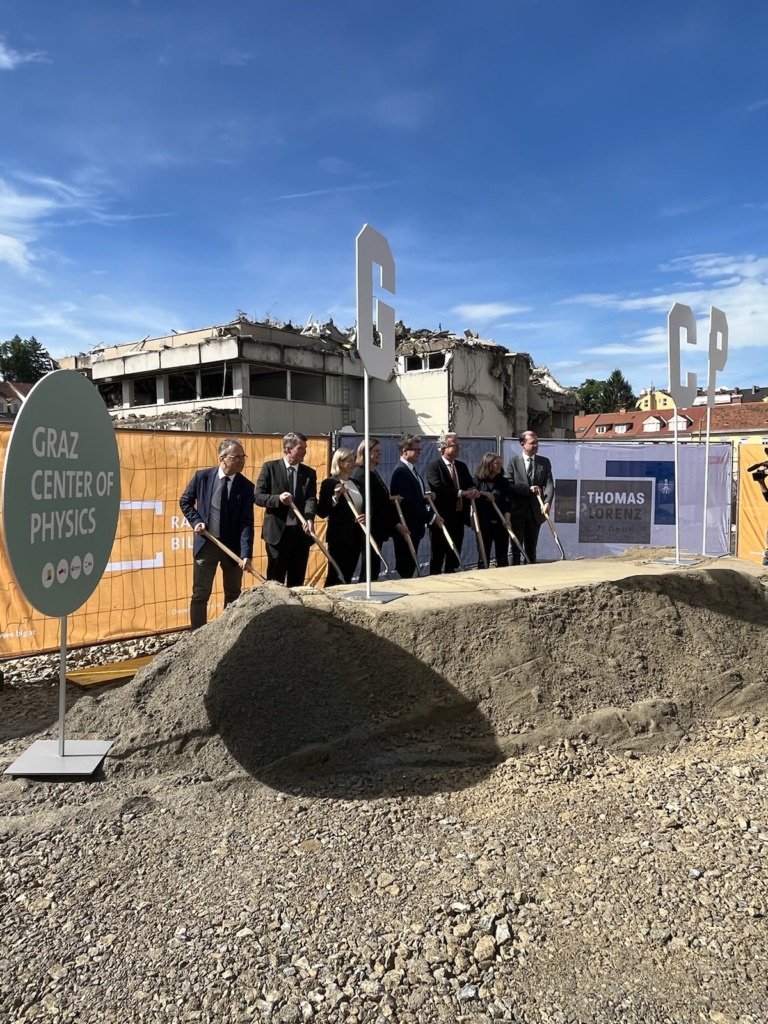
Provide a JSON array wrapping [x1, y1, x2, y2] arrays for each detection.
[[505, 430, 555, 564]]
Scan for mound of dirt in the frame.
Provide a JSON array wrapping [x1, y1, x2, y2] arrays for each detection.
[[4, 557, 768, 1024], [66, 564, 768, 792]]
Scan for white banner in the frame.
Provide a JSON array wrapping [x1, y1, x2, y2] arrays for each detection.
[[499, 440, 733, 560]]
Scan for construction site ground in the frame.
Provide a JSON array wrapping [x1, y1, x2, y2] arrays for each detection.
[[1, 550, 767, 1024]]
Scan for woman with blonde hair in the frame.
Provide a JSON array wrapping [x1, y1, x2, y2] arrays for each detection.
[[350, 437, 403, 581], [316, 447, 365, 586], [473, 452, 512, 568]]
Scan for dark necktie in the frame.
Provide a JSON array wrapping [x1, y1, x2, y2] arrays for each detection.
[[526, 458, 534, 483], [288, 466, 296, 496], [220, 477, 231, 530], [450, 462, 462, 511]]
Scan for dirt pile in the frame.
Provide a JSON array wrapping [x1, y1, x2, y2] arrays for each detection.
[[67, 565, 768, 787], [1, 557, 767, 1024]]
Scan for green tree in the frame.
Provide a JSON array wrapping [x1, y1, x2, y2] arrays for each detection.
[[575, 370, 636, 414], [0, 335, 55, 383], [574, 378, 605, 414], [599, 369, 636, 412]]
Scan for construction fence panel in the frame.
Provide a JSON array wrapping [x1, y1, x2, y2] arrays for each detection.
[[737, 443, 768, 563], [0, 428, 331, 658]]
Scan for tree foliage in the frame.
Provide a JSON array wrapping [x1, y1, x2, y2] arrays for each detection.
[[575, 369, 636, 414], [0, 335, 55, 383]]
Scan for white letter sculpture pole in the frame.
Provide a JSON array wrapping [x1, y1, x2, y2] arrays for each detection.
[[667, 302, 728, 562], [355, 224, 398, 601]]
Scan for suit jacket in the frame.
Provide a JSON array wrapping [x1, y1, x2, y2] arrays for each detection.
[[426, 458, 474, 525], [179, 469, 255, 558], [254, 459, 318, 545], [317, 476, 364, 547], [350, 465, 398, 543], [389, 462, 432, 538], [505, 454, 555, 524]]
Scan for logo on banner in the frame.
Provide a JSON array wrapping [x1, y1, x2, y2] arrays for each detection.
[[579, 479, 653, 544]]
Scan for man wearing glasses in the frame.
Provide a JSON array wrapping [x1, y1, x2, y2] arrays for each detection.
[[389, 433, 439, 578], [180, 438, 254, 629]]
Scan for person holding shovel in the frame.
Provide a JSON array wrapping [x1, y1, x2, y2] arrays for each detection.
[[351, 438, 407, 582], [389, 433, 437, 578], [179, 438, 254, 630], [254, 432, 317, 586], [426, 433, 479, 574], [316, 447, 365, 587], [473, 452, 513, 568], [505, 430, 555, 564]]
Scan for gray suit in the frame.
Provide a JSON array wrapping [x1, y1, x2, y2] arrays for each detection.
[[505, 454, 555, 563]]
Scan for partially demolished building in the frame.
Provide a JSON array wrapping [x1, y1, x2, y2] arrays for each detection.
[[59, 314, 576, 439]]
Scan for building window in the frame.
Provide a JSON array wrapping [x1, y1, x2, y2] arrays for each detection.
[[644, 419, 662, 432], [346, 378, 363, 407], [291, 372, 325, 403], [250, 368, 287, 399], [615, 424, 629, 434], [134, 377, 157, 406], [200, 367, 233, 399], [168, 373, 198, 402], [402, 352, 446, 372], [596, 425, 609, 434], [98, 381, 123, 409]]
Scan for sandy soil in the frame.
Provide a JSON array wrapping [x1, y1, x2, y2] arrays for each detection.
[[1, 554, 767, 1023]]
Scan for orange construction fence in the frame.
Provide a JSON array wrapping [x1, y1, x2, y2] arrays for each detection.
[[737, 443, 768, 564], [0, 428, 331, 657]]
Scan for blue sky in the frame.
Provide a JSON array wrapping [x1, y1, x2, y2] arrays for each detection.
[[1, 0, 767, 394]]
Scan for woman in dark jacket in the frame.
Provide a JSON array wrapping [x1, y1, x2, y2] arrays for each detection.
[[473, 452, 512, 568], [350, 437, 400, 581], [317, 447, 365, 587]]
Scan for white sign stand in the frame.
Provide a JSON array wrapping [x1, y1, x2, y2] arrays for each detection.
[[343, 224, 405, 604], [5, 614, 112, 777], [3, 371, 120, 777]]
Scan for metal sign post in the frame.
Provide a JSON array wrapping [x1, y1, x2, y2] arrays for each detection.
[[667, 303, 728, 564], [345, 224, 405, 604], [3, 371, 121, 777]]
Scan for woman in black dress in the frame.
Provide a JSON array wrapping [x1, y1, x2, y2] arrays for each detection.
[[317, 447, 365, 587], [473, 452, 511, 568], [350, 438, 401, 581]]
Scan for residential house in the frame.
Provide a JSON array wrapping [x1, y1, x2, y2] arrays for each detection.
[[0, 381, 33, 422], [576, 404, 768, 481]]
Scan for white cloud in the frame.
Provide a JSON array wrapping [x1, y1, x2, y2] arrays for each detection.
[[451, 302, 532, 321], [274, 181, 391, 201], [0, 234, 32, 271], [746, 98, 768, 113], [0, 173, 170, 272], [565, 253, 768, 360], [0, 36, 47, 71]]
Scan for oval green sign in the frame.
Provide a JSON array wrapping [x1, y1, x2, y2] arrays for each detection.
[[2, 370, 121, 617]]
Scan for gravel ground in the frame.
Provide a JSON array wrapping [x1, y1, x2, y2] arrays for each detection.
[[1, 564, 767, 1024]]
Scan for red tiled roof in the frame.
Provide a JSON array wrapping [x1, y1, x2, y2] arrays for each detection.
[[576, 403, 768, 440]]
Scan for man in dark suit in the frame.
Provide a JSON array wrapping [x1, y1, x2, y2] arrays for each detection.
[[505, 430, 555, 564], [389, 433, 438, 578], [179, 437, 254, 630], [426, 433, 479, 574], [254, 432, 317, 586]]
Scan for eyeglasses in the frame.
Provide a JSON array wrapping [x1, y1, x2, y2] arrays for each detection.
[[224, 453, 246, 462], [407, 447, 422, 452]]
